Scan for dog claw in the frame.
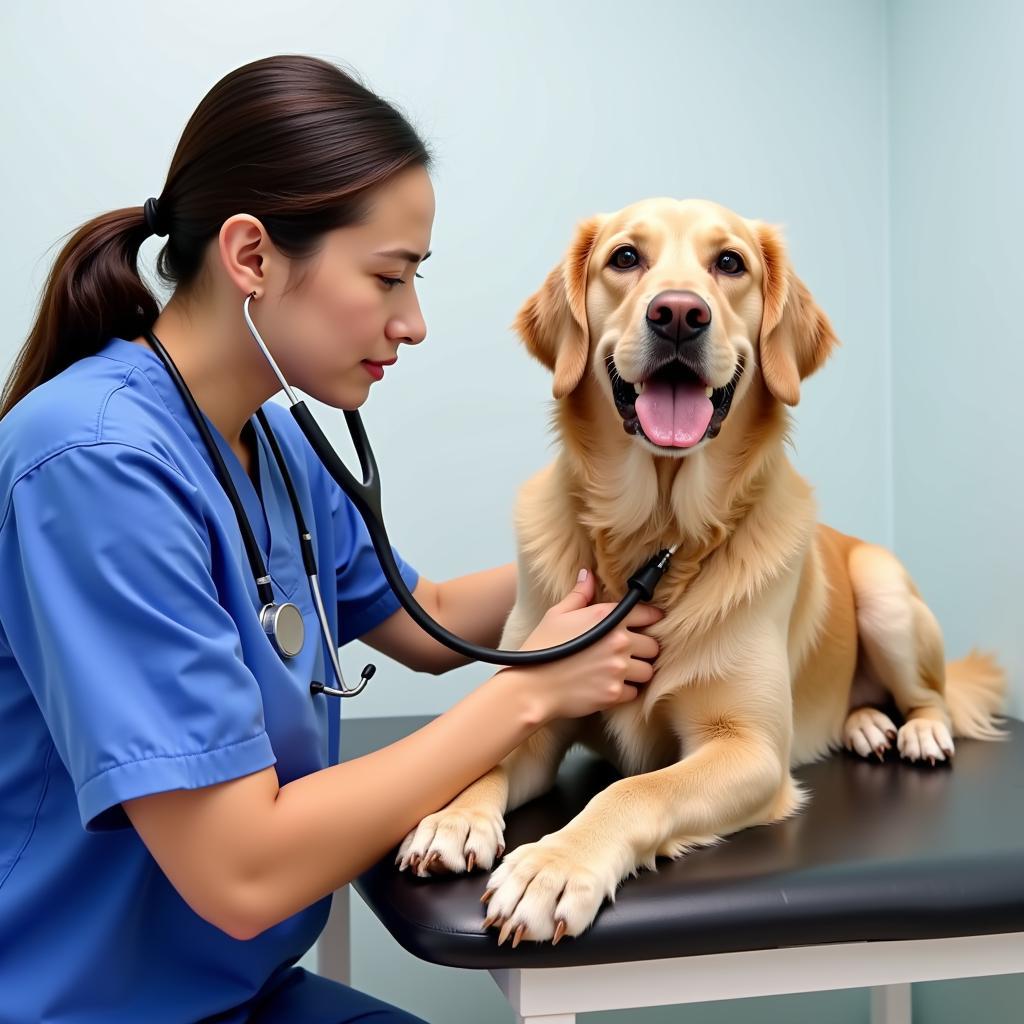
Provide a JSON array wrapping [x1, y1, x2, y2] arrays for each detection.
[[552, 920, 567, 945], [512, 923, 527, 948], [874, 746, 886, 762], [480, 888, 495, 904], [482, 911, 501, 930], [498, 920, 515, 946], [466, 851, 476, 872]]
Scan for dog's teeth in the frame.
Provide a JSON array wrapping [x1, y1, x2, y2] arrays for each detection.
[[705, 386, 714, 398], [633, 382, 644, 395]]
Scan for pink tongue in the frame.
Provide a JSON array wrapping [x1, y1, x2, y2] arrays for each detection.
[[634, 379, 713, 448]]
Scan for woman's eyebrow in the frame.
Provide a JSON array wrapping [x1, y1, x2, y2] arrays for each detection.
[[374, 248, 432, 263]]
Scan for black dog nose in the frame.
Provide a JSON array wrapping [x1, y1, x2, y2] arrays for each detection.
[[646, 290, 712, 344]]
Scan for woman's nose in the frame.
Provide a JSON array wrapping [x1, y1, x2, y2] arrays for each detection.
[[392, 302, 427, 345]]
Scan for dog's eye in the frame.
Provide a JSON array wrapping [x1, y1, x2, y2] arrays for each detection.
[[609, 246, 640, 270], [715, 250, 746, 275]]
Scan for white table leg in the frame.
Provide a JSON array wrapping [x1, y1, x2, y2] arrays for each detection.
[[870, 983, 912, 1024], [316, 884, 351, 985]]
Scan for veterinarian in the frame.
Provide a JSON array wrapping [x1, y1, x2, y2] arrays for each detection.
[[0, 55, 664, 1024]]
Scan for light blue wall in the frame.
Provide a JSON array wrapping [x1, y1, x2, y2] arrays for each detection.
[[3, 0, 1019, 1021], [888, 0, 1024, 718], [0, 0, 896, 721], [331, 0, 895, 720]]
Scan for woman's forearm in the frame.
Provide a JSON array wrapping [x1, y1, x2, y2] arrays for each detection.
[[128, 665, 546, 939], [362, 564, 519, 674], [241, 666, 544, 935], [434, 561, 517, 652]]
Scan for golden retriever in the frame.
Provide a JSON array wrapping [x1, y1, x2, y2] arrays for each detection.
[[395, 198, 1007, 948]]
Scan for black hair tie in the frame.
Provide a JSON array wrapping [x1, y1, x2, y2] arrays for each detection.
[[143, 196, 168, 238]]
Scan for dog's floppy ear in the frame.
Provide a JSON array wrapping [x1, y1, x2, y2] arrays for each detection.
[[753, 222, 839, 406], [513, 214, 605, 399]]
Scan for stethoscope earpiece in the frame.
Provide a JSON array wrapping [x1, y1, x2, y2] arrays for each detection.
[[311, 663, 375, 699]]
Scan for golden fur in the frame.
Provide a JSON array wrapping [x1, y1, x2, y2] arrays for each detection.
[[397, 198, 1007, 947]]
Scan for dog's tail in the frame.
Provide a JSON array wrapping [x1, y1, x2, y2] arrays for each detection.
[[945, 650, 1010, 740]]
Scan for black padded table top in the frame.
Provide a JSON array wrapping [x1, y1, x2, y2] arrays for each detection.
[[343, 714, 1024, 969]]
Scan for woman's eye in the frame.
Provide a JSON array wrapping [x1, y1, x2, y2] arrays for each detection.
[[379, 273, 425, 288], [609, 246, 640, 270], [715, 250, 746, 275]]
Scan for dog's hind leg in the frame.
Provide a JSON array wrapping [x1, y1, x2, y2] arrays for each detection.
[[846, 542, 954, 765]]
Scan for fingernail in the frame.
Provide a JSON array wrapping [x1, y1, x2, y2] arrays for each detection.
[[577, 568, 588, 583]]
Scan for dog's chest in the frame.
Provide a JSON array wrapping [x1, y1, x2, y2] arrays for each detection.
[[581, 704, 682, 777]]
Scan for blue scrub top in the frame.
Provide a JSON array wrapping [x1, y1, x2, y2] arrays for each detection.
[[0, 336, 419, 1023]]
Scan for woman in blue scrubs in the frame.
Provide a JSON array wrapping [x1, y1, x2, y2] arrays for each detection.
[[0, 54, 662, 1023]]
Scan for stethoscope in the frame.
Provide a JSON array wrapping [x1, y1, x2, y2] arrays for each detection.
[[146, 328, 373, 698], [145, 292, 678, 698]]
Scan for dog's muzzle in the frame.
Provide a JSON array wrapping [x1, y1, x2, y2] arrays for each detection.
[[607, 354, 743, 449]]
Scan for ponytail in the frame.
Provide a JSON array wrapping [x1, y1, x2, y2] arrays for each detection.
[[1, 207, 158, 418], [2, 53, 431, 420]]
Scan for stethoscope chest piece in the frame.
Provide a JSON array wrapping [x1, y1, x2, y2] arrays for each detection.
[[260, 600, 305, 659]]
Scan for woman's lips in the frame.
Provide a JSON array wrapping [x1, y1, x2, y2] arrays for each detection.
[[361, 357, 396, 382]]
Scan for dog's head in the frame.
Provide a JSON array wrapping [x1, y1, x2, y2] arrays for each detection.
[[514, 198, 838, 457]]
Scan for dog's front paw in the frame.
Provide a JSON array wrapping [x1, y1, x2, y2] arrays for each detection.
[[480, 834, 619, 947], [898, 718, 955, 766], [396, 805, 506, 877]]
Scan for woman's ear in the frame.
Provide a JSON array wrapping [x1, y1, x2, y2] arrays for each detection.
[[753, 221, 840, 406], [513, 215, 605, 399]]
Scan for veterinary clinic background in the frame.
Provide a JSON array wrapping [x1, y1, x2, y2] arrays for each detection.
[[2, 1, 1021, 1022]]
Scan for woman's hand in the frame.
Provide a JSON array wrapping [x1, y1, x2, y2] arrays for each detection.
[[507, 568, 663, 723]]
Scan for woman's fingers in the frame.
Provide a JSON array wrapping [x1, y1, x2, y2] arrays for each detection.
[[624, 658, 655, 685], [629, 633, 659, 661]]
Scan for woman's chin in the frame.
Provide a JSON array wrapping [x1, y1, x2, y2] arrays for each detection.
[[295, 373, 373, 411]]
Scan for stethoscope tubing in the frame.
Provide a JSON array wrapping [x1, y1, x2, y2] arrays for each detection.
[[240, 294, 676, 669]]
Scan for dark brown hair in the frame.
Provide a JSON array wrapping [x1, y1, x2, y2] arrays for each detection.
[[1, 54, 432, 419]]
